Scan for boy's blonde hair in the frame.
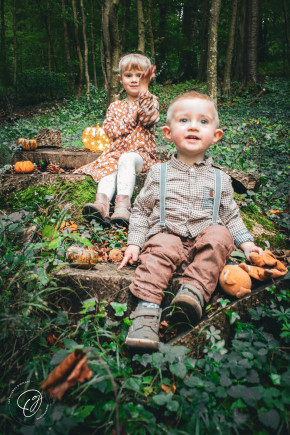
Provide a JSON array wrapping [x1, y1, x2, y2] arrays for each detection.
[[119, 53, 151, 75], [166, 91, 220, 127]]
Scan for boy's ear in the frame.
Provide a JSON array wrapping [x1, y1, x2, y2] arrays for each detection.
[[162, 125, 172, 141], [213, 129, 223, 143]]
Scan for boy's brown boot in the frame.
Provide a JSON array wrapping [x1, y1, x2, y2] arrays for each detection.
[[82, 193, 110, 226], [170, 283, 203, 324], [111, 195, 131, 226], [125, 305, 161, 350]]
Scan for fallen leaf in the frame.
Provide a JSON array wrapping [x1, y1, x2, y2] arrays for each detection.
[[41, 349, 92, 400], [269, 209, 283, 215], [161, 382, 176, 394]]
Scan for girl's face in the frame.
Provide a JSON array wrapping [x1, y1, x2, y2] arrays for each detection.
[[119, 68, 144, 101]]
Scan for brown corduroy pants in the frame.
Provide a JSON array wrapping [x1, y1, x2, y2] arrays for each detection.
[[129, 225, 235, 305]]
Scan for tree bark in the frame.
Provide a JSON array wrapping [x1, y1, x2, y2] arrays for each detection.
[[233, 0, 247, 82], [282, 0, 290, 66], [137, 0, 145, 53], [61, 0, 74, 93], [179, 0, 198, 80], [72, 0, 84, 99], [198, 0, 210, 82], [1, 0, 6, 83], [222, 0, 238, 95], [101, 0, 121, 104], [90, 0, 97, 87], [80, 0, 90, 98], [147, 0, 155, 63], [247, 0, 260, 84], [120, 0, 130, 48], [206, 0, 221, 102], [13, 0, 17, 95]]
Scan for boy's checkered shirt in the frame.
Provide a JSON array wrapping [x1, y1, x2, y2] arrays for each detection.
[[127, 154, 254, 249]]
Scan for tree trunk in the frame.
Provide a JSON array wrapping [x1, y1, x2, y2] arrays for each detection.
[[222, 0, 238, 95], [137, 0, 145, 53], [101, 0, 121, 104], [61, 0, 74, 93], [147, 0, 155, 63], [46, 0, 51, 72], [80, 0, 90, 98], [179, 0, 198, 80], [90, 0, 97, 87], [197, 0, 210, 82], [72, 0, 84, 99], [156, 0, 167, 81], [282, 0, 290, 66], [206, 0, 221, 102], [233, 0, 247, 82], [36, 0, 57, 72], [120, 0, 130, 48], [247, 0, 259, 84], [13, 0, 17, 95]]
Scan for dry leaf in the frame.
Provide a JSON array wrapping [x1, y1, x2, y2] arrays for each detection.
[[269, 209, 283, 215], [161, 382, 176, 394], [41, 349, 92, 400]]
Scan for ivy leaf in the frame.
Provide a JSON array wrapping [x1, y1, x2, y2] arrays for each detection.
[[50, 349, 69, 365], [169, 362, 187, 379], [123, 377, 142, 392], [42, 225, 59, 241], [110, 302, 127, 317], [258, 409, 280, 430]]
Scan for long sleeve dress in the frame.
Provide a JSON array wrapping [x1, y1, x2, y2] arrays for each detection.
[[73, 91, 160, 183]]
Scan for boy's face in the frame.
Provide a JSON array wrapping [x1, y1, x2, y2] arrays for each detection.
[[162, 98, 223, 164], [119, 68, 144, 100]]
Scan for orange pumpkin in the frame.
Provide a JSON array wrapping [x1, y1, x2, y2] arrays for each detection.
[[18, 138, 38, 151], [59, 220, 78, 233], [82, 123, 110, 152], [66, 246, 99, 269], [14, 161, 35, 173], [108, 248, 123, 263]]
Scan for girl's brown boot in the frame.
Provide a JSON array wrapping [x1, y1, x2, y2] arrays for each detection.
[[82, 193, 110, 226], [111, 195, 131, 226]]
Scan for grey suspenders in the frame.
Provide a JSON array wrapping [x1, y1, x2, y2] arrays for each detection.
[[159, 162, 222, 230]]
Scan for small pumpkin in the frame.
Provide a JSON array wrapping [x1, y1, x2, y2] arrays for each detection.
[[82, 123, 110, 152], [66, 246, 99, 269], [14, 161, 35, 174], [59, 220, 78, 234], [18, 138, 38, 151], [108, 248, 123, 263]]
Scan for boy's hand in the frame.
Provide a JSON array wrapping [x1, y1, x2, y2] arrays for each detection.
[[139, 65, 156, 94], [240, 241, 263, 261], [118, 245, 140, 270]]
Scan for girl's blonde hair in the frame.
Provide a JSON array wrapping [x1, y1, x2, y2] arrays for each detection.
[[119, 53, 151, 75]]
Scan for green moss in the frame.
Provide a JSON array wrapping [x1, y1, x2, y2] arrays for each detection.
[[255, 234, 288, 249], [241, 212, 255, 231], [4, 176, 97, 218]]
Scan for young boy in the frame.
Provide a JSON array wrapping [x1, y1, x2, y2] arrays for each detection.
[[119, 91, 263, 350]]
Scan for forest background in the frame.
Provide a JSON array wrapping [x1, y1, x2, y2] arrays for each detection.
[[0, 1, 290, 435]]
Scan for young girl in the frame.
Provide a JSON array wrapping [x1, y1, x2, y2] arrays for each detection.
[[74, 53, 159, 226]]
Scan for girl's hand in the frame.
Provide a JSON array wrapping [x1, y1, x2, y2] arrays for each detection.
[[118, 245, 140, 269], [139, 65, 156, 93]]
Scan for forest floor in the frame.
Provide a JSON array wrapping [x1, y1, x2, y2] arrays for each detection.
[[0, 77, 289, 435]]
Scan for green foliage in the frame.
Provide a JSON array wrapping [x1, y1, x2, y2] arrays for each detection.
[[0, 202, 289, 434]]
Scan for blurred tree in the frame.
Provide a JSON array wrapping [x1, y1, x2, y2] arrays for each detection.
[[137, 0, 145, 53], [222, 0, 238, 95], [207, 0, 221, 101]]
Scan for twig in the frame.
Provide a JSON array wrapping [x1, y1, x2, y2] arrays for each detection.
[[248, 88, 266, 107]]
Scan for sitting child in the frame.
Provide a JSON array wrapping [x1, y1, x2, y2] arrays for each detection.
[[119, 91, 263, 350], [74, 53, 159, 226]]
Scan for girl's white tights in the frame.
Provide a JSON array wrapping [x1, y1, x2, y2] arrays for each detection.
[[97, 152, 144, 201]]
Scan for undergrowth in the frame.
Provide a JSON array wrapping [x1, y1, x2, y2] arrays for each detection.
[[0, 200, 289, 434]]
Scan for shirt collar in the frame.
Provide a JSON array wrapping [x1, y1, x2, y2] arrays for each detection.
[[170, 154, 213, 170]]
